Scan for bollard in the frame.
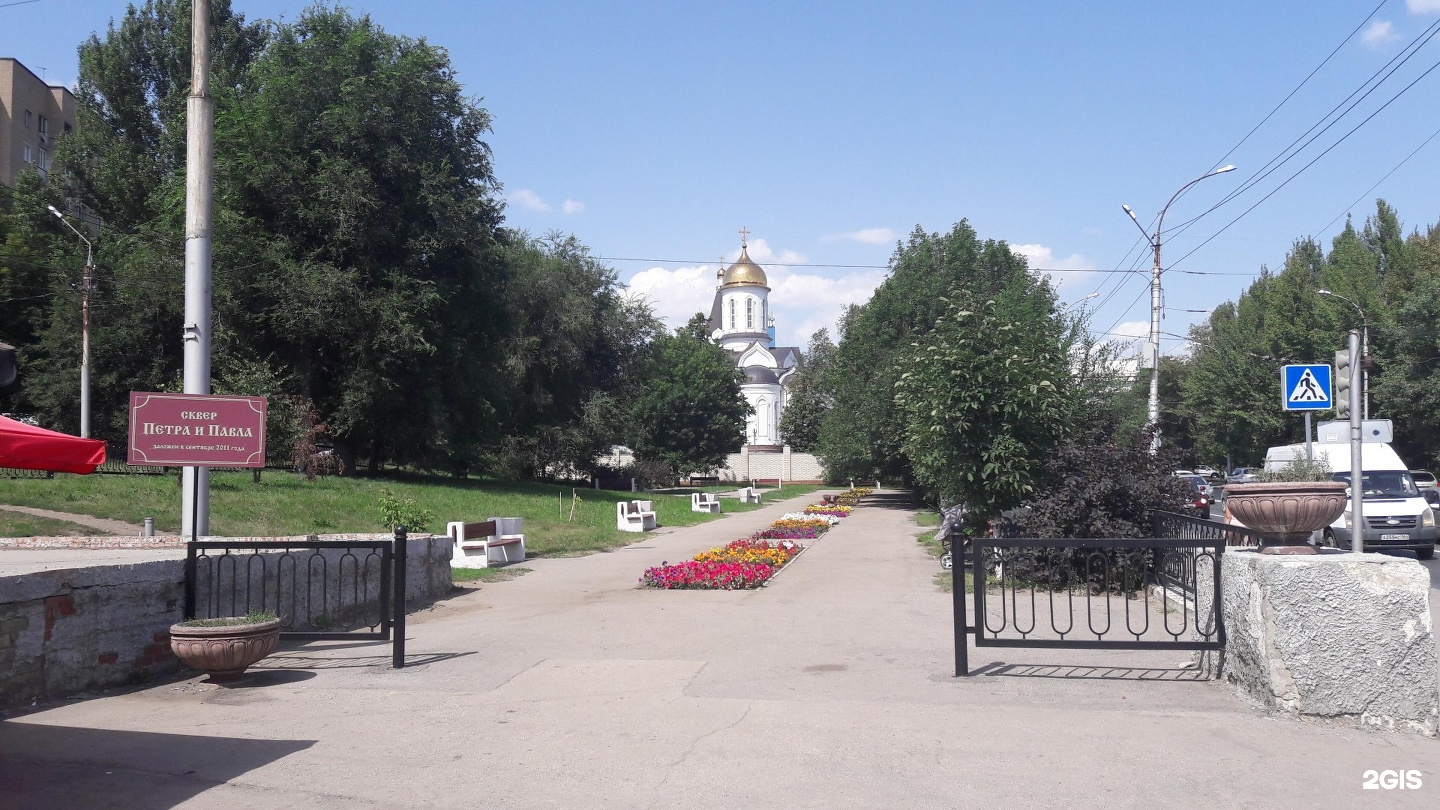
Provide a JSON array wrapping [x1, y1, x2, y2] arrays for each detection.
[[143, 517, 155, 537]]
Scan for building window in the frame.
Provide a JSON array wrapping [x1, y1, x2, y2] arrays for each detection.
[[37, 115, 48, 136], [37, 149, 48, 176], [728, 299, 735, 330], [23, 144, 33, 163], [746, 299, 754, 329], [24, 110, 32, 129], [64, 122, 72, 135]]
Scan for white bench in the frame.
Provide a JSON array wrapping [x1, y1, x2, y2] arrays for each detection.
[[738, 487, 763, 504], [691, 492, 721, 513], [617, 500, 657, 532], [446, 517, 527, 568]]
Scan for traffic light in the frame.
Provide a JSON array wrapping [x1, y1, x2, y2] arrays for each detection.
[[1334, 348, 1351, 419]]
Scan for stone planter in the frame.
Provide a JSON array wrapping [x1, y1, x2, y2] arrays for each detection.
[[169, 617, 281, 681], [1224, 481, 1348, 554]]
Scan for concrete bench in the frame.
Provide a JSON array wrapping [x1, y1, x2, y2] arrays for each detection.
[[689, 475, 720, 485], [738, 487, 763, 504], [617, 500, 657, 532], [691, 492, 721, 513], [446, 517, 526, 568]]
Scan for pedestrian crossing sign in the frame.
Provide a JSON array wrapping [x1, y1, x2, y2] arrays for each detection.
[[1282, 364, 1332, 411]]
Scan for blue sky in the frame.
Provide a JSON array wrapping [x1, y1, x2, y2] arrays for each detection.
[[6, 1, 1440, 355]]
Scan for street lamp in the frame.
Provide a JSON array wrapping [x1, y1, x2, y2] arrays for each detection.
[[1317, 289, 1368, 419], [47, 204, 94, 438], [1122, 165, 1237, 448], [1058, 291, 1100, 314]]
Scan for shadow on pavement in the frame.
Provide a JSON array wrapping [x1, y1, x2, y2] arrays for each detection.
[[251, 650, 476, 670], [860, 492, 918, 510], [969, 661, 1210, 681], [0, 722, 315, 809]]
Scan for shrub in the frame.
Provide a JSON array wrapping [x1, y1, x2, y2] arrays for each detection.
[[377, 488, 433, 532]]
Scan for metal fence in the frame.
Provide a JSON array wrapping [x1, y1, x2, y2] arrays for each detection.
[[184, 528, 409, 668], [954, 536, 1224, 676]]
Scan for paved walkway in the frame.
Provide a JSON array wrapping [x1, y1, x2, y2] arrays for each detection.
[[0, 503, 144, 535], [1, 491, 1434, 809]]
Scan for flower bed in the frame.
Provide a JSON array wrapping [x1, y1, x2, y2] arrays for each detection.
[[640, 493, 863, 590], [640, 559, 775, 589]]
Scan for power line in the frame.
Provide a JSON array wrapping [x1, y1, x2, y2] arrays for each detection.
[[1167, 16, 1440, 244], [0, 0, 47, 9], [1167, 51, 1440, 272], [1316, 122, 1440, 235]]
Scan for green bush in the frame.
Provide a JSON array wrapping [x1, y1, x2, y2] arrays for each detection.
[[378, 488, 433, 532]]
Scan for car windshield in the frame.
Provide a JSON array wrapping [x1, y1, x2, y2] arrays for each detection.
[[1184, 476, 1205, 488], [1330, 471, 1419, 499]]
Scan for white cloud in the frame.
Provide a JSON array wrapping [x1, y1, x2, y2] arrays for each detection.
[[1010, 243, 1097, 290], [1407, 0, 1440, 14], [1361, 20, 1400, 48], [625, 264, 718, 326], [562, 199, 586, 214], [509, 189, 551, 212], [820, 227, 896, 245], [1109, 320, 1150, 342], [623, 235, 888, 348]]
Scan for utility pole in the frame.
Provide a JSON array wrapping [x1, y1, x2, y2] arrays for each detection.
[[46, 205, 93, 437], [182, 0, 214, 538], [1122, 165, 1237, 451]]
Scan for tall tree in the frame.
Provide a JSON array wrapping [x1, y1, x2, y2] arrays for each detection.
[[893, 279, 1065, 517], [817, 221, 1033, 483], [625, 320, 749, 478], [777, 327, 835, 452]]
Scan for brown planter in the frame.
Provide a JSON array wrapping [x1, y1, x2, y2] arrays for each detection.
[[169, 618, 281, 681], [1224, 481, 1348, 554]]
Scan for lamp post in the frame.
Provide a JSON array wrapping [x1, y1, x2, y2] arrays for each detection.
[[1122, 165, 1237, 449], [1058, 291, 1100, 314], [46, 205, 93, 438], [1317, 289, 1368, 419]]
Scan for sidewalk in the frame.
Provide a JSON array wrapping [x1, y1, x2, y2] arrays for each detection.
[[2, 490, 1433, 809]]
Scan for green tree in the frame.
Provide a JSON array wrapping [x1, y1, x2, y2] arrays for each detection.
[[893, 283, 1066, 518], [818, 221, 1033, 483], [626, 324, 749, 479], [777, 327, 834, 452]]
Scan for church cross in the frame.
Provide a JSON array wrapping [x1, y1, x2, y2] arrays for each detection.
[[739, 226, 749, 248]]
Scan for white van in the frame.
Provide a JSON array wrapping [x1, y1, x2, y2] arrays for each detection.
[[1261, 442, 1436, 559]]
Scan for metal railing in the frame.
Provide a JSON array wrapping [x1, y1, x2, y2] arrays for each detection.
[[954, 536, 1224, 676], [184, 528, 409, 668]]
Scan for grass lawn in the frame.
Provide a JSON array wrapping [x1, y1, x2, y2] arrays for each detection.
[[0, 510, 115, 538], [0, 472, 829, 556], [450, 566, 533, 583]]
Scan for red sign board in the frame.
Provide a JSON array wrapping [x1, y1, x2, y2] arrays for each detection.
[[128, 392, 267, 468]]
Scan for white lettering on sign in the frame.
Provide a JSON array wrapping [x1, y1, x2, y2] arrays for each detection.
[[206, 425, 254, 437], [179, 411, 218, 420], [142, 423, 193, 436]]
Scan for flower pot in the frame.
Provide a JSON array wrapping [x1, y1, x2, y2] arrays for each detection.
[[1224, 481, 1348, 554], [169, 618, 281, 681]]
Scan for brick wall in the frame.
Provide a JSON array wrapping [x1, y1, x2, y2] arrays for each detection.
[[714, 449, 827, 483]]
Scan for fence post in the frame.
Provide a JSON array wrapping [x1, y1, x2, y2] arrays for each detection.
[[392, 526, 407, 669], [954, 557, 969, 676], [183, 541, 197, 620]]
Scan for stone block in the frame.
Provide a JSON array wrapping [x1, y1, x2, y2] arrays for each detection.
[[1221, 549, 1438, 736]]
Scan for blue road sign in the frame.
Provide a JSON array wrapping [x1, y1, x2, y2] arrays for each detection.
[[1282, 364, 1332, 411]]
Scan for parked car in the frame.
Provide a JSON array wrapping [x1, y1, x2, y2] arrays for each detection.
[[1411, 470, 1437, 490], [1173, 469, 1195, 478], [1193, 465, 1219, 479], [1227, 467, 1258, 484]]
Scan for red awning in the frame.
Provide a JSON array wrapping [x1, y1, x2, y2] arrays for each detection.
[[0, 415, 107, 474]]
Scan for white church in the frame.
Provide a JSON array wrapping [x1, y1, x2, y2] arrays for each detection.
[[706, 232, 801, 452]]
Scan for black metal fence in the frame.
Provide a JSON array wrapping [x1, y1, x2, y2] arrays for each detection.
[[954, 536, 1224, 676], [185, 528, 409, 668]]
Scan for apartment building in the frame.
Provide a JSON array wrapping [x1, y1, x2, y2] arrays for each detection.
[[0, 57, 76, 188]]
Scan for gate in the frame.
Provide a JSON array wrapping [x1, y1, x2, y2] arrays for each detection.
[[953, 535, 1224, 677], [184, 528, 410, 668]]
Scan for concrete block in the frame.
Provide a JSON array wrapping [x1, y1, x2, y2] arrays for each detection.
[[1222, 549, 1438, 736]]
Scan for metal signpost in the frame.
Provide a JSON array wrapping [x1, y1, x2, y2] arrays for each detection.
[[1281, 363, 1332, 462]]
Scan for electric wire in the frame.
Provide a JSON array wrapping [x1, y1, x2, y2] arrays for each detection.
[[1315, 121, 1440, 235]]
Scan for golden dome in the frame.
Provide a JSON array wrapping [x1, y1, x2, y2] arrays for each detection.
[[721, 246, 769, 288]]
